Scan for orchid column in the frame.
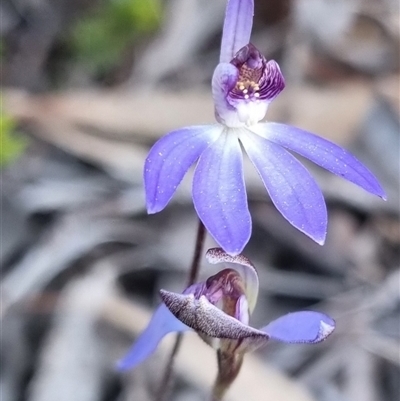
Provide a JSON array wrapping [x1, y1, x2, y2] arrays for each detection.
[[120, 1, 385, 400]]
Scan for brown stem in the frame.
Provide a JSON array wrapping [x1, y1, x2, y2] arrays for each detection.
[[154, 333, 183, 401], [186, 220, 206, 286], [211, 348, 244, 401], [155, 220, 206, 401]]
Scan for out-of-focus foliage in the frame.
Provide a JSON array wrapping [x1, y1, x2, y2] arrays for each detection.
[[70, 0, 161, 74], [0, 109, 27, 167]]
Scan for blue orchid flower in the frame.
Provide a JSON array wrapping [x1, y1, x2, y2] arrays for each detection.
[[144, 0, 385, 256], [118, 248, 335, 371]]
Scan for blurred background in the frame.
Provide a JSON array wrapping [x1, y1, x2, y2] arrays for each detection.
[[1, 0, 399, 400]]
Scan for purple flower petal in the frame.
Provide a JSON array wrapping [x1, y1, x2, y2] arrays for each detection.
[[261, 311, 335, 343], [144, 125, 222, 213], [117, 304, 190, 371], [160, 290, 267, 341], [193, 132, 251, 255], [206, 247, 259, 312], [240, 130, 328, 245], [220, 0, 254, 63], [254, 123, 386, 199]]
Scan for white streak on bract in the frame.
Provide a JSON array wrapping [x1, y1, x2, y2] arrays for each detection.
[[235, 295, 249, 325]]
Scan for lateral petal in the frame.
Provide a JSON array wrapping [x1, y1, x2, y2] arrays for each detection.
[[193, 131, 251, 255], [117, 303, 190, 371], [220, 0, 254, 63], [144, 125, 222, 213], [254, 123, 386, 199], [240, 130, 328, 245], [261, 311, 335, 343]]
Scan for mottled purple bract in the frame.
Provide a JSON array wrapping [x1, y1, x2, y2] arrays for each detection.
[[117, 248, 336, 370]]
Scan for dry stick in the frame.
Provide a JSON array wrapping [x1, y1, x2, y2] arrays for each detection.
[[155, 220, 206, 401]]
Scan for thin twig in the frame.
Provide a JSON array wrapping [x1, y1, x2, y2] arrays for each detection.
[[186, 220, 206, 287], [155, 220, 206, 401], [155, 334, 183, 401]]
